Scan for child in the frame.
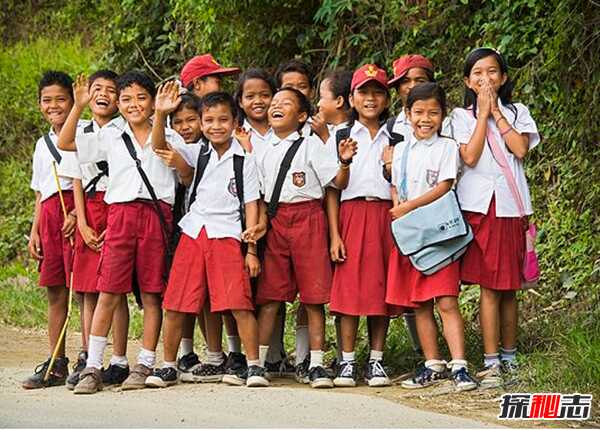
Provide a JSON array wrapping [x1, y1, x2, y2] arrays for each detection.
[[23, 71, 78, 389], [56, 71, 131, 389], [58, 71, 183, 394], [329, 64, 396, 388], [251, 88, 356, 388], [145, 88, 268, 388], [386, 83, 478, 391], [180, 54, 240, 97], [452, 48, 540, 387]]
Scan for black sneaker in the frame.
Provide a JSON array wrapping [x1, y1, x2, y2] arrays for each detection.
[[22, 356, 69, 389], [146, 367, 178, 388], [401, 364, 447, 389], [177, 352, 201, 373], [501, 360, 519, 386], [246, 365, 269, 387], [364, 359, 391, 387], [326, 357, 339, 378], [451, 367, 478, 391], [101, 364, 130, 386], [66, 351, 88, 390], [308, 365, 333, 388], [222, 352, 248, 386], [265, 356, 295, 379], [189, 360, 226, 383], [333, 360, 357, 387], [295, 355, 310, 384]]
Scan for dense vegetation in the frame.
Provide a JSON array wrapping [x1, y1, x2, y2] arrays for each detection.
[[1, 0, 598, 402]]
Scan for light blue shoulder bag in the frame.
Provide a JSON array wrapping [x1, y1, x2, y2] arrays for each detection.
[[390, 141, 473, 275]]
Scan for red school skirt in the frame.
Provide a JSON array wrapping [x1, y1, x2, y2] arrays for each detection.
[[386, 248, 460, 308], [460, 197, 525, 291], [330, 199, 401, 317], [72, 192, 108, 293], [38, 191, 74, 287]]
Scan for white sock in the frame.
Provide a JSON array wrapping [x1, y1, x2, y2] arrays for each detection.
[[425, 359, 446, 373], [137, 348, 156, 368], [500, 347, 517, 363], [227, 336, 242, 354], [449, 359, 468, 373], [206, 351, 224, 366], [295, 325, 309, 363], [266, 312, 284, 363], [309, 350, 324, 370], [109, 354, 128, 368], [86, 335, 107, 370], [247, 359, 260, 367], [180, 338, 194, 356], [259, 345, 269, 367], [484, 353, 501, 368], [342, 351, 355, 362], [335, 317, 343, 362], [370, 350, 384, 362], [162, 361, 177, 369]]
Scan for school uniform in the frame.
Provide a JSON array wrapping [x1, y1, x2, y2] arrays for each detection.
[[30, 126, 82, 287], [324, 121, 350, 158], [163, 139, 260, 314], [243, 118, 271, 159], [329, 121, 398, 316], [451, 102, 539, 291], [391, 111, 453, 140], [75, 122, 179, 295], [256, 131, 339, 305], [385, 133, 461, 308]]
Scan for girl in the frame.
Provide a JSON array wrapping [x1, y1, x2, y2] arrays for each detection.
[[452, 48, 540, 387], [386, 83, 477, 391], [329, 64, 398, 388]]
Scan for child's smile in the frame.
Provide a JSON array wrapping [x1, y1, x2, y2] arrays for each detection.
[[407, 98, 443, 140]]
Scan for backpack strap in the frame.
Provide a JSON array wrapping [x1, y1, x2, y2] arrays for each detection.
[[83, 161, 109, 197], [83, 122, 94, 134], [386, 116, 405, 147], [266, 136, 304, 220], [233, 154, 245, 229], [43, 134, 62, 164], [187, 141, 211, 208]]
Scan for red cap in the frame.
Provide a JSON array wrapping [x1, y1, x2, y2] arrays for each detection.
[[388, 54, 434, 86], [180, 54, 240, 87], [351, 64, 388, 92]]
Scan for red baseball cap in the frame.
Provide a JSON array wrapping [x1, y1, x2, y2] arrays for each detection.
[[180, 54, 240, 87], [351, 64, 388, 92], [388, 54, 434, 86]]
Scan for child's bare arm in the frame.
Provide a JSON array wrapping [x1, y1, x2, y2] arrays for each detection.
[[28, 192, 43, 260], [390, 179, 453, 219], [325, 187, 346, 263], [57, 74, 92, 152], [459, 81, 493, 167], [243, 200, 260, 277], [73, 179, 101, 251], [241, 199, 267, 244], [331, 138, 357, 189]]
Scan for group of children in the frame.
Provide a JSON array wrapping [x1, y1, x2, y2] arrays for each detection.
[[24, 48, 539, 395]]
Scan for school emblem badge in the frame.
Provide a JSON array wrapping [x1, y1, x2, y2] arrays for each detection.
[[292, 171, 306, 188], [426, 169, 439, 187], [228, 177, 238, 197], [365, 65, 378, 77]]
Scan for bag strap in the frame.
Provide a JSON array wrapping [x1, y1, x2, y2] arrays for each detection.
[[187, 141, 211, 208], [468, 109, 526, 217], [267, 136, 304, 219], [233, 154, 245, 229], [386, 116, 405, 147], [83, 161, 109, 196], [398, 142, 411, 201], [43, 134, 62, 164], [83, 122, 94, 134]]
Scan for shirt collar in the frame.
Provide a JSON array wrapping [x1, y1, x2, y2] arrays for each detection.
[[409, 131, 438, 147], [270, 130, 301, 147], [206, 138, 245, 161], [243, 119, 271, 139], [394, 111, 409, 126], [352, 120, 389, 140]]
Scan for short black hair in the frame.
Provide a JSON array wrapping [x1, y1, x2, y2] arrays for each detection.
[[89, 69, 119, 87], [406, 82, 448, 119], [322, 70, 352, 110], [275, 87, 313, 131], [117, 70, 156, 98], [170, 93, 202, 121], [199, 91, 237, 118], [38, 70, 73, 101], [275, 59, 314, 89]]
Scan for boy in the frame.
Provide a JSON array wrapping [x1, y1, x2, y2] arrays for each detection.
[[23, 71, 79, 389], [57, 71, 131, 389], [146, 87, 268, 388], [57, 71, 185, 394]]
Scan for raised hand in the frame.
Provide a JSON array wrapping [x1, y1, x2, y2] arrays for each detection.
[[310, 113, 329, 143], [234, 126, 253, 153], [155, 81, 181, 115], [338, 138, 357, 163], [73, 74, 92, 109], [477, 78, 492, 118]]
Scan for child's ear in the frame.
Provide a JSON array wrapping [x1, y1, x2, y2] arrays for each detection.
[[335, 96, 345, 110], [404, 106, 411, 120], [298, 111, 308, 124], [500, 73, 508, 87], [349, 93, 355, 109], [463, 76, 474, 90]]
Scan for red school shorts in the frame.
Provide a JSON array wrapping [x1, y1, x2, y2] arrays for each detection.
[[38, 191, 75, 287], [256, 200, 332, 305], [97, 200, 172, 295], [461, 197, 525, 291], [330, 199, 401, 317], [163, 228, 253, 314], [72, 192, 108, 293], [386, 247, 460, 308]]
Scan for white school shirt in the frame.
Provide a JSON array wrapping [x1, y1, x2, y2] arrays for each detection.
[[31, 125, 85, 202], [324, 121, 350, 158], [391, 133, 459, 200], [243, 118, 272, 159], [340, 121, 392, 201], [451, 102, 540, 217], [257, 131, 339, 204], [391, 110, 453, 140], [175, 139, 260, 241], [75, 122, 180, 205]]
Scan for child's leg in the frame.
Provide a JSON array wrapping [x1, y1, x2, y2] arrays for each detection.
[[266, 304, 286, 363], [479, 287, 501, 355], [76, 292, 86, 351], [436, 296, 465, 361], [414, 301, 440, 361], [197, 310, 207, 343], [111, 295, 129, 359], [499, 291, 518, 350], [258, 301, 281, 365], [87, 292, 123, 369], [367, 315, 389, 353], [204, 306, 224, 354], [82, 292, 98, 352], [340, 315, 359, 354], [47, 285, 69, 358], [304, 303, 332, 388], [223, 313, 241, 352], [163, 310, 187, 363], [140, 292, 163, 353], [231, 310, 259, 361], [334, 316, 342, 362], [181, 314, 197, 355], [295, 304, 309, 364]]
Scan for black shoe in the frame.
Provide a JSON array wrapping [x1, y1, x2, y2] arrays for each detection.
[[308, 365, 333, 388], [451, 367, 478, 391], [333, 360, 357, 387], [264, 356, 295, 379], [101, 364, 130, 386], [66, 351, 88, 390], [295, 355, 310, 384], [401, 364, 447, 389], [364, 359, 391, 387], [190, 360, 226, 383], [177, 352, 201, 372], [22, 356, 69, 390], [246, 365, 269, 387], [226, 352, 247, 373], [145, 367, 178, 388]]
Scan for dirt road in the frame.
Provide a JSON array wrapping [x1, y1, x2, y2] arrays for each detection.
[[0, 326, 502, 428]]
